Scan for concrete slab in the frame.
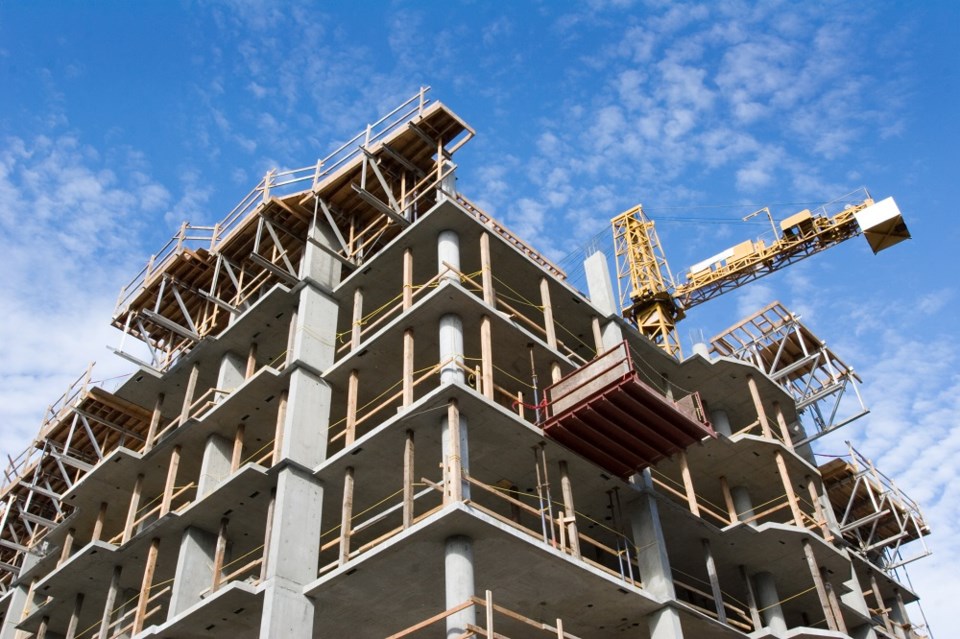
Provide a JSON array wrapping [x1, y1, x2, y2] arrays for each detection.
[[145, 580, 263, 639]]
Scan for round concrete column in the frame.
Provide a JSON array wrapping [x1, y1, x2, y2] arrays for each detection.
[[755, 571, 788, 634], [710, 409, 732, 437], [445, 535, 476, 639], [438, 229, 460, 283], [731, 486, 755, 522], [440, 314, 465, 385]]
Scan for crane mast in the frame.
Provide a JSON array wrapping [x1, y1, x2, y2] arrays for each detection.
[[613, 190, 910, 357]]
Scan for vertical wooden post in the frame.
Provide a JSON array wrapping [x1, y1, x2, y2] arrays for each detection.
[[746, 374, 771, 438], [403, 329, 415, 406], [703, 539, 727, 624], [403, 430, 415, 529], [447, 400, 463, 503], [485, 589, 494, 638], [65, 593, 84, 639], [160, 446, 181, 516], [122, 474, 145, 544], [59, 528, 75, 566], [271, 390, 288, 465], [822, 568, 848, 634], [558, 461, 581, 558], [775, 451, 803, 526], [678, 450, 700, 517], [231, 424, 245, 472], [212, 518, 228, 592], [144, 393, 164, 453], [179, 363, 200, 425], [403, 248, 414, 310], [92, 502, 107, 541], [246, 342, 258, 378], [802, 539, 838, 631], [339, 467, 355, 565], [37, 616, 49, 639], [351, 288, 363, 349], [480, 316, 494, 400], [480, 233, 495, 306], [805, 476, 831, 540], [539, 278, 559, 357], [285, 307, 298, 367], [773, 401, 793, 448], [97, 566, 121, 639], [870, 573, 894, 633], [260, 489, 276, 582], [346, 371, 359, 445], [740, 566, 762, 630], [591, 316, 604, 355], [720, 476, 737, 524], [133, 538, 160, 633]]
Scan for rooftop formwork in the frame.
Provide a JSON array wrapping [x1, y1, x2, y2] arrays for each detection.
[[0, 89, 930, 639]]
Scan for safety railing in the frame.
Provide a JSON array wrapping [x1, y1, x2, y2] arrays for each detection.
[[116, 88, 435, 317], [672, 570, 755, 632], [386, 590, 585, 638], [462, 473, 643, 590], [106, 482, 197, 547], [318, 476, 445, 576], [74, 583, 172, 639]]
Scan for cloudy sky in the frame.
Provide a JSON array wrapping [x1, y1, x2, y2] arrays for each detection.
[[1, 1, 956, 633]]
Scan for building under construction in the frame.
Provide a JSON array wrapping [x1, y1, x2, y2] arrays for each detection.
[[0, 89, 931, 639]]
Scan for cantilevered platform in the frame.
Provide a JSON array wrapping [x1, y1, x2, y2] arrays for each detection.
[[542, 341, 716, 478]]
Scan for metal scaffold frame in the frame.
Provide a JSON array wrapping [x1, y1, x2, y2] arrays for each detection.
[[112, 87, 476, 372], [820, 443, 931, 571], [710, 301, 868, 444]]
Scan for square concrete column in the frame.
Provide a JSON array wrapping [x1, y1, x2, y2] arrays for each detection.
[[216, 350, 247, 403], [0, 552, 39, 639], [168, 526, 218, 618], [258, 466, 324, 639], [197, 434, 234, 498], [584, 252, 624, 349]]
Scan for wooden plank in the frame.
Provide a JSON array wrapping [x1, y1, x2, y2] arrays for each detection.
[[160, 446, 181, 516], [403, 431, 414, 529], [339, 467, 354, 565], [133, 538, 160, 633], [122, 474, 144, 544]]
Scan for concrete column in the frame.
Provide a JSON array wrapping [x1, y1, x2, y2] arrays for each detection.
[[647, 607, 685, 639], [197, 434, 234, 498], [754, 571, 787, 634], [438, 161, 457, 202], [438, 229, 460, 283], [277, 212, 340, 469], [709, 409, 732, 437], [627, 471, 675, 600], [168, 527, 217, 617], [440, 314, 465, 385], [584, 252, 623, 349], [65, 593, 84, 639], [444, 535, 476, 639], [216, 350, 246, 402], [0, 552, 39, 639], [258, 467, 324, 639], [887, 590, 910, 639], [731, 486, 755, 522]]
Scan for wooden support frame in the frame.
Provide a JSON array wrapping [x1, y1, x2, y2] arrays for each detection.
[[677, 450, 700, 517], [144, 393, 164, 453], [133, 537, 160, 634], [351, 288, 363, 349], [340, 466, 355, 565], [92, 502, 107, 541], [346, 371, 359, 445], [160, 446, 181, 517], [403, 430, 415, 529], [403, 248, 414, 310], [802, 539, 838, 631], [746, 375, 772, 439], [558, 461, 580, 558], [480, 316, 494, 400], [271, 390, 288, 466], [446, 400, 463, 503], [403, 329, 414, 406], [774, 451, 803, 526], [97, 566, 122, 639], [773, 401, 793, 449], [740, 565, 762, 630], [122, 474, 145, 544], [212, 518, 228, 592], [65, 592, 84, 639], [720, 476, 737, 524]]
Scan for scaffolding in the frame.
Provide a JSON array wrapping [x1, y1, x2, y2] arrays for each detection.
[[710, 301, 868, 444]]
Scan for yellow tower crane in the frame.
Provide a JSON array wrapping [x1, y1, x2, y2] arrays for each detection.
[[612, 188, 911, 358]]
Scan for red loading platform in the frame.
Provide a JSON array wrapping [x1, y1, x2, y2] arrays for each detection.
[[542, 341, 716, 478]]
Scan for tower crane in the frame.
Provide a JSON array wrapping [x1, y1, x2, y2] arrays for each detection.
[[612, 188, 911, 357]]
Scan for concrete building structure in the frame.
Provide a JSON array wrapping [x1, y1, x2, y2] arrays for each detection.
[[0, 90, 930, 639]]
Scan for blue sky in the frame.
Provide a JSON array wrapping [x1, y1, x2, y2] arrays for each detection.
[[1, 1, 957, 633]]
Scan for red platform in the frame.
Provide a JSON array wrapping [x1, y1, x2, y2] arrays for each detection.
[[542, 341, 715, 478]]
